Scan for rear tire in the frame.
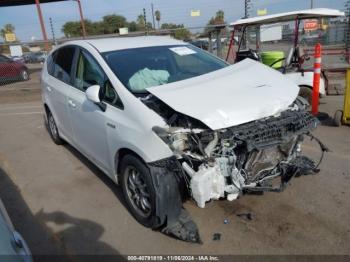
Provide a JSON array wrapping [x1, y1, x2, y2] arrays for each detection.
[[47, 110, 64, 145], [120, 154, 159, 228]]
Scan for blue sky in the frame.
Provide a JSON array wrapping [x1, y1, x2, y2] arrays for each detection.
[[0, 0, 346, 41]]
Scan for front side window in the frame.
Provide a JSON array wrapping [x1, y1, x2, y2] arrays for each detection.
[[102, 45, 228, 93], [53, 47, 75, 84], [74, 49, 123, 109], [74, 50, 105, 91]]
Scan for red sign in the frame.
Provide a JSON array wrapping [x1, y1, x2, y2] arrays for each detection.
[[304, 19, 319, 31]]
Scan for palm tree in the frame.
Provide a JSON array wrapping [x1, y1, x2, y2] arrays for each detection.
[[155, 10, 161, 29], [0, 24, 15, 40], [215, 10, 224, 23]]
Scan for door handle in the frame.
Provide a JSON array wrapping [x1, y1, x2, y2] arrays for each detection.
[[46, 86, 52, 92], [68, 100, 77, 108], [107, 123, 116, 129]]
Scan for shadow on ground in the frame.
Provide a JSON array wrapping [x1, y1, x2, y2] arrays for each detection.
[[63, 143, 129, 211], [0, 165, 123, 261]]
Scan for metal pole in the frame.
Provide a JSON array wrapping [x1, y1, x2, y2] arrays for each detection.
[[244, 0, 250, 18], [151, 3, 155, 30], [208, 32, 213, 53], [76, 0, 87, 38], [49, 17, 57, 46], [216, 29, 222, 58], [256, 25, 260, 52], [243, 0, 251, 49], [34, 0, 49, 51], [311, 0, 314, 9], [143, 8, 148, 35], [294, 19, 300, 48], [226, 30, 235, 62]]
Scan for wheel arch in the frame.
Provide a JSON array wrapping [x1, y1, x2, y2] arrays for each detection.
[[299, 84, 312, 89], [114, 148, 147, 183]]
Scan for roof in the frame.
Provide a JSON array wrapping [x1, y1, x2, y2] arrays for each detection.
[[73, 36, 187, 52], [0, 0, 67, 7], [231, 8, 345, 27]]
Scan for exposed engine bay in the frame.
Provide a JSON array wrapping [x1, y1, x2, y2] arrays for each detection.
[[143, 95, 327, 209]]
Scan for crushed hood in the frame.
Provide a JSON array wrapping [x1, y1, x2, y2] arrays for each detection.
[[147, 59, 299, 130]]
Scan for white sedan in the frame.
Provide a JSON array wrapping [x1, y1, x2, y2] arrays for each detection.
[[41, 36, 323, 243]]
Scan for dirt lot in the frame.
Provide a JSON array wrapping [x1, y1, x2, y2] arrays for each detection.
[[0, 65, 349, 259]]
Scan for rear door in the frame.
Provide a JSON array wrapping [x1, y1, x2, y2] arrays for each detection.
[[67, 48, 112, 173], [44, 46, 76, 141]]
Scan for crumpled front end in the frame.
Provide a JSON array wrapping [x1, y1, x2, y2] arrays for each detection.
[[150, 97, 326, 209], [143, 95, 327, 243]]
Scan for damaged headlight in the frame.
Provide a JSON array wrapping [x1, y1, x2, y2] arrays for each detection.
[[152, 126, 190, 152]]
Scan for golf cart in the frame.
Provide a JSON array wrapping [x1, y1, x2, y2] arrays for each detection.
[[226, 8, 345, 102]]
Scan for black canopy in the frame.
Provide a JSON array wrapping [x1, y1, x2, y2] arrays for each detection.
[[0, 0, 68, 7]]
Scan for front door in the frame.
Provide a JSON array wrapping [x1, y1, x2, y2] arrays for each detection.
[[67, 48, 111, 173]]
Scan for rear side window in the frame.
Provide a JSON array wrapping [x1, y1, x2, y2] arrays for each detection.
[[51, 47, 75, 84]]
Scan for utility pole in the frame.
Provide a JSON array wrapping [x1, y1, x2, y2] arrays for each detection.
[[143, 8, 148, 35], [242, 0, 251, 49], [311, 0, 314, 9], [34, 0, 49, 51], [76, 0, 87, 38], [151, 3, 155, 30], [49, 17, 57, 46], [244, 0, 251, 18]]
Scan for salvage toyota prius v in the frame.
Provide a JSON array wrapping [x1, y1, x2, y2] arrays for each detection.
[[41, 36, 327, 243]]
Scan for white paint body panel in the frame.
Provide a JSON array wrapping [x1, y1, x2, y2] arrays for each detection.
[[147, 59, 299, 130], [41, 37, 303, 184], [285, 71, 326, 96], [42, 40, 174, 181], [68, 36, 186, 53]]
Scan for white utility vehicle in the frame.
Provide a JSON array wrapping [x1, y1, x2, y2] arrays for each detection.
[[227, 8, 345, 101], [41, 36, 326, 243]]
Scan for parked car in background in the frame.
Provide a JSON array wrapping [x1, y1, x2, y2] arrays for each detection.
[[10, 56, 26, 64], [24, 52, 46, 64], [187, 39, 209, 50], [0, 198, 32, 261], [0, 54, 29, 84]]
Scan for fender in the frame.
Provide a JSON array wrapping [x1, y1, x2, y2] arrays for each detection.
[[285, 71, 326, 96]]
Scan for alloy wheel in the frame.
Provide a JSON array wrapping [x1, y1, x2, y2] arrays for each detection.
[[125, 166, 152, 218]]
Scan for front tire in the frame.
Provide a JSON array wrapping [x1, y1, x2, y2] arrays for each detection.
[[120, 155, 158, 228], [47, 110, 64, 145]]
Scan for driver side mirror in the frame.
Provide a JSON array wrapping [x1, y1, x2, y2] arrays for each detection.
[[85, 85, 106, 112]]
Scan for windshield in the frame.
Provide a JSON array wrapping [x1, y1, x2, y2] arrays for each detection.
[[102, 45, 228, 93]]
